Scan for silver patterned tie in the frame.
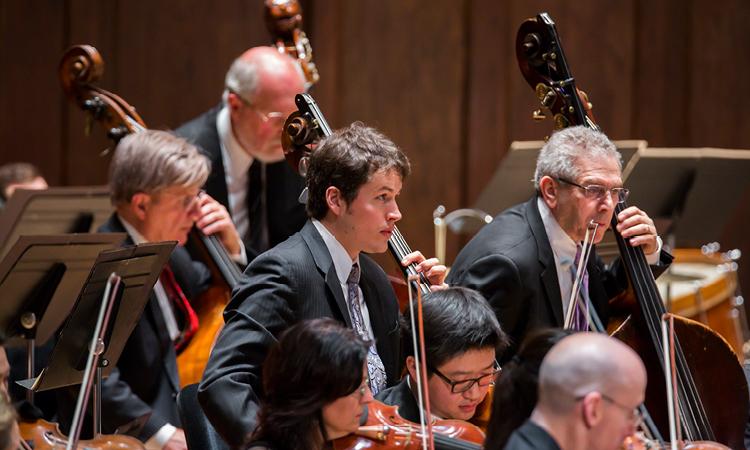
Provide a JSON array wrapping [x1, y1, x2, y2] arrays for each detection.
[[347, 263, 387, 394]]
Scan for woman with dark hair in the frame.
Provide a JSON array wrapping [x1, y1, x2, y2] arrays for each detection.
[[247, 318, 373, 450], [483, 328, 573, 450]]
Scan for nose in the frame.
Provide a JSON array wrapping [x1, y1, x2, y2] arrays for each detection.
[[361, 386, 374, 404], [462, 381, 484, 401], [388, 202, 402, 223]]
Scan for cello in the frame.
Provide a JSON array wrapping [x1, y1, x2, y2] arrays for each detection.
[[58, 44, 244, 388], [515, 12, 749, 448]]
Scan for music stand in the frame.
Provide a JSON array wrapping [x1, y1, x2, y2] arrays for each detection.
[[623, 147, 750, 248], [0, 234, 124, 401], [474, 140, 645, 216], [18, 241, 174, 392], [0, 186, 112, 260]]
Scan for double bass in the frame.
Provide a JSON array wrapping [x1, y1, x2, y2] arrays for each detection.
[[58, 44, 243, 388], [516, 12, 749, 448]]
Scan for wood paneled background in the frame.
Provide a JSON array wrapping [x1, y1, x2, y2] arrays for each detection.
[[2, 1, 750, 282]]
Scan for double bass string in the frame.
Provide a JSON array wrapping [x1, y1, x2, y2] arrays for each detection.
[[613, 203, 712, 441], [388, 226, 431, 294]]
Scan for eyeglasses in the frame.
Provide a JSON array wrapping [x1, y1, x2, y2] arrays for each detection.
[[429, 363, 501, 394], [576, 393, 641, 423], [556, 177, 630, 203], [227, 88, 286, 124]]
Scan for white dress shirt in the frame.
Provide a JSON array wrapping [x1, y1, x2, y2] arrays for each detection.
[[312, 219, 375, 340], [217, 106, 253, 241]]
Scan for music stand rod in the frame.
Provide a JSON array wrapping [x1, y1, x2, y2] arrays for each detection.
[[67, 273, 122, 450]]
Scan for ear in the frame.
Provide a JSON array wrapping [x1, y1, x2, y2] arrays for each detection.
[[226, 92, 244, 113], [130, 192, 151, 221], [405, 356, 417, 381], [538, 175, 559, 209], [325, 186, 345, 217], [581, 392, 603, 428]]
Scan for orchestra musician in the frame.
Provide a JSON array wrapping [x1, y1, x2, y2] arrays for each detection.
[[500, 332, 647, 450], [58, 130, 244, 450], [175, 46, 308, 260], [484, 328, 573, 450], [0, 337, 21, 450], [0, 162, 47, 210], [198, 122, 448, 449], [247, 318, 373, 450], [376, 286, 509, 423], [447, 125, 672, 357]]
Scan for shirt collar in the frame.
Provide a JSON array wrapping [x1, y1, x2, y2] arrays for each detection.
[[311, 219, 359, 285], [117, 213, 149, 245], [217, 105, 253, 175], [536, 196, 577, 267]]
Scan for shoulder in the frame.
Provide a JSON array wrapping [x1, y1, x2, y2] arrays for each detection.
[[174, 105, 222, 155]]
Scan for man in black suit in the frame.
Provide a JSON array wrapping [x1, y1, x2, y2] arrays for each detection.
[[175, 46, 307, 260], [57, 130, 244, 450], [503, 333, 646, 450], [198, 122, 448, 449], [447, 126, 671, 357], [376, 287, 508, 423]]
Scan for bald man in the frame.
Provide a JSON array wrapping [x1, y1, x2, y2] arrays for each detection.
[[504, 333, 646, 450], [176, 47, 307, 260]]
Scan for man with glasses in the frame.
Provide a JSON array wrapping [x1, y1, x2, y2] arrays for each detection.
[[56, 130, 244, 450], [176, 46, 307, 260], [448, 125, 671, 359], [503, 332, 646, 450], [376, 287, 509, 423]]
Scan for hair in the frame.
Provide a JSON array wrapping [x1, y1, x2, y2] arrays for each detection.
[[0, 395, 15, 450], [483, 328, 574, 450], [108, 130, 210, 206], [305, 122, 411, 219], [223, 47, 305, 104], [251, 318, 370, 450], [402, 287, 509, 369], [533, 125, 622, 190], [0, 162, 44, 200]]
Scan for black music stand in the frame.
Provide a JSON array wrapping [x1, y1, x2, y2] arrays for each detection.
[[474, 140, 644, 216], [623, 147, 750, 248], [0, 186, 112, 259], [17, 241, 175, 393], [0, 234, 124, 402]]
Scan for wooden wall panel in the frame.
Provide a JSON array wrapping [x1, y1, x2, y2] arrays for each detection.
[[0, 0, 65, 184], [2, 0, 750, 273]]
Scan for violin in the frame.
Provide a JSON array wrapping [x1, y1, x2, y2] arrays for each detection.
[[19, 418, 145, 449], [333, 401, 483, 450], [58, 43, 243, 389], [516, 12, 750, 448]]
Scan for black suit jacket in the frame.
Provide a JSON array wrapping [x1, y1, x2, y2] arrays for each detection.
[[174, 105, 307, 259], [58, 214, 210, 440], [447, 196, 672, 357], [375, 378, 421, 424], [503, 420, 561, 450], [198, 220, 402, 449]]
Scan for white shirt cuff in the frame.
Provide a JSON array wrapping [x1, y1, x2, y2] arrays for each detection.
[[145, 423, 177, 449], [232, 240, 248, 266], [645, 235, 663, 265]]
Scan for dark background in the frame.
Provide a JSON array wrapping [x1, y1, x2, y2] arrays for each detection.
[[2, 0, 749, 279]]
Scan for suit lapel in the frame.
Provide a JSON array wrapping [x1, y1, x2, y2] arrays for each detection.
[[300, 221, 352, 327], [525, 197, 564, 326]]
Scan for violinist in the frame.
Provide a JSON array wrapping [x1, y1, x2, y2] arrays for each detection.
[[57, 130, 244, 449], [376, 286, 508, 422], [199, 122, 447, 449], [247, 318, 372, 450], [175, 47, 308, 260], [447, 125, 672, 358], [502, 332, 646, 450], [0, 396, 20, 450]]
